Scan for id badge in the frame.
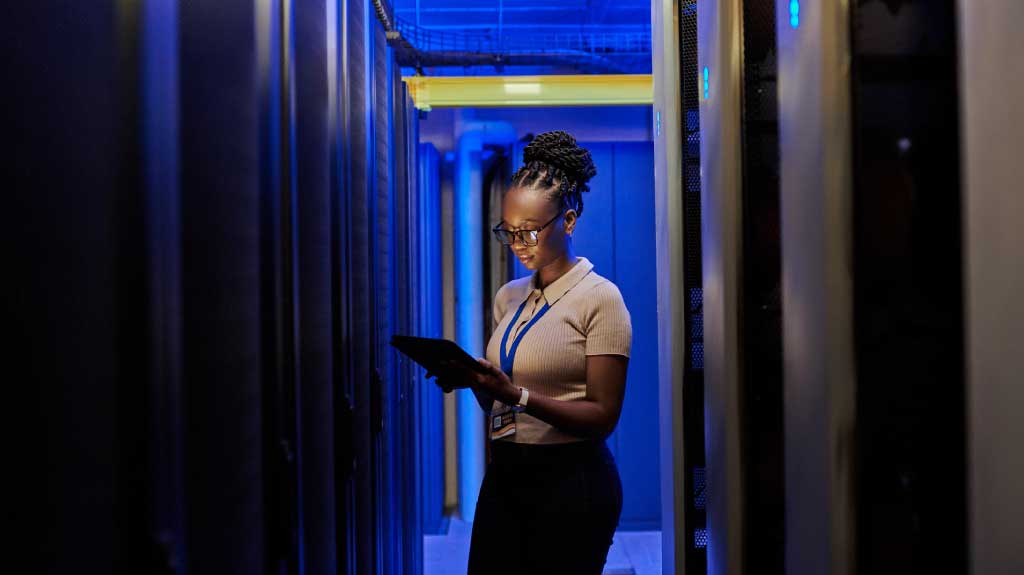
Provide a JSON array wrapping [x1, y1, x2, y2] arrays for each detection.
[[490, 406, 516, 440]]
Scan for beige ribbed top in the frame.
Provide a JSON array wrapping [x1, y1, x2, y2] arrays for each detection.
[[485, 256, 632, 444]]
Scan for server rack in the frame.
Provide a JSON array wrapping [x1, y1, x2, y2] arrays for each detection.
[[679, 3, 709, 574], [738, 1, 784, 573], [849, 2, 966, 573]]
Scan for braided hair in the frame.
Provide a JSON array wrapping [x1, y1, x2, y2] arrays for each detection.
[[510, 130, 597, 218]]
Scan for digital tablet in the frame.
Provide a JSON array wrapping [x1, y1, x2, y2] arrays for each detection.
[[389, 335, 490, 377]]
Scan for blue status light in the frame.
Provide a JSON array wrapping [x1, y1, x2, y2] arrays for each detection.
[[790, 0, 800, 28], [703, 66, 710, 100]]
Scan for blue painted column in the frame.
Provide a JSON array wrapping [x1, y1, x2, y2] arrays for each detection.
[[454, 121, 515, 522]]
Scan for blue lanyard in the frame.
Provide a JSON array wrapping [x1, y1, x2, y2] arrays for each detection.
[[499, 295, 551, 377]]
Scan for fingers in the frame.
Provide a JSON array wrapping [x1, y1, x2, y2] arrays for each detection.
[[431, 375, 457, 392], [427, 359, 505, 393], [427, 360, 457, 379], [477, 358, 511, 386], [441, 360, 477, 380], [476, 357, 501, 376], [431, 361, 471, 392]]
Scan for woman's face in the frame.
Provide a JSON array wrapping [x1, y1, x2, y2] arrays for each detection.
[[500, 185, 576, 271]]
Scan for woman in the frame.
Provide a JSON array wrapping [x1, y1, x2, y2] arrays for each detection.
[[437, 130, 632, 574]]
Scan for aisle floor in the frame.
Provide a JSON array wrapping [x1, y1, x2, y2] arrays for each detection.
[[424, 518, 662, 575]]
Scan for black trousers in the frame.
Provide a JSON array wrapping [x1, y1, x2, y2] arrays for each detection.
[[467, 439, 623, 575]]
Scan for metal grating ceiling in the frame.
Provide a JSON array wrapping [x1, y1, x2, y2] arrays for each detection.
[[391, 0, 652, 74], [393, 0, 650, 32]]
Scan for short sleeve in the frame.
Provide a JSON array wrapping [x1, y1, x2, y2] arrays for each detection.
[[584, 281, 632, 357]]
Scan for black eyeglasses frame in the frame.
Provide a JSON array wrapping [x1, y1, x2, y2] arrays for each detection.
[[491, 210, 565, 247]]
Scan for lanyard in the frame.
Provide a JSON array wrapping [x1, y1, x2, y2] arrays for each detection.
[[499, 294, 551, 377]]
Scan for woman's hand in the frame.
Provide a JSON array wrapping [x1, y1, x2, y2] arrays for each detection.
[[467, 358, 519, 405], [423, 366, 468, 393], [428, 358, 519, 405]]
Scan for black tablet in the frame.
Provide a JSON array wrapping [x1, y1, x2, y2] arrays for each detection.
[[389, 335, 490, 377]]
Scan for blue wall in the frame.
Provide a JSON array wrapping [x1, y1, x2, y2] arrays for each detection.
[[420, 106, 653, 155]]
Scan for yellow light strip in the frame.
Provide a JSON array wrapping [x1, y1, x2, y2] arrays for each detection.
[[402, 74, 653, 111]]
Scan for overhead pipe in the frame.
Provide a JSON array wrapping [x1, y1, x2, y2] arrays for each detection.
[[398, 50, 630, 74], [371, 0, 393, 32]]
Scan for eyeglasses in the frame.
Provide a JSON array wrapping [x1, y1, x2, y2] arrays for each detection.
[[492, 211, 564, 247]]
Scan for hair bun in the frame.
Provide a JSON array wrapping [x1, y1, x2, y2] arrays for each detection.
[[522, 130, 597, 187]]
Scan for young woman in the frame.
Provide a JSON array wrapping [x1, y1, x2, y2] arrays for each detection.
[[437, 130, 632, 574]]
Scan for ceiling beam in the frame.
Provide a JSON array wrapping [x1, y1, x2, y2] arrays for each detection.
[[402, 74, 653, 110]]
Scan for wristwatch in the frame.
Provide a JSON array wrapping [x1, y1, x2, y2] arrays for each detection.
[[513, 387, 529, 413]]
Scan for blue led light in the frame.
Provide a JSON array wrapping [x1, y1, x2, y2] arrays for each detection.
[[703, 66, 710, 100], [790, 0, 800, 28]]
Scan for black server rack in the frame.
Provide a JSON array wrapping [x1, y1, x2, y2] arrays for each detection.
[[850, 1, 967, 573], [679, 2, 708, 574], [739, 1, 784, 574]]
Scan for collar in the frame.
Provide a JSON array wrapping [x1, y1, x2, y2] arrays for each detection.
[[529, 257, 594, 306]]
